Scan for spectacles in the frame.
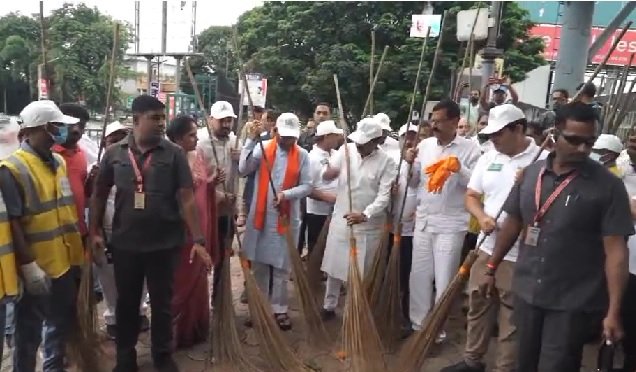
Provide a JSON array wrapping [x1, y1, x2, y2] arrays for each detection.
[[558, 131, 596, 147]]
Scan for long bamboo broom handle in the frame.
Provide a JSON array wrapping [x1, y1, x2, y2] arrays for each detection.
[[361, 46, 389, 118], [419, 10, 448, 119], [370, 29, 376, 116], [606, 54, 633, 132], [453, 8, 481, 100], [610, 53, 636, 133], [97, 22, 120, 161], [572, 21, 632, 102], [234, 74, 247, 150]]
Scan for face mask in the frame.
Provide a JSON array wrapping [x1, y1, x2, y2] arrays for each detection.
[[589, 152, 611, 165], [49, 125, 68, 145]]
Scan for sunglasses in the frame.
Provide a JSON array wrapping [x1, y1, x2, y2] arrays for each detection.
[[558, 131, 596, 147]]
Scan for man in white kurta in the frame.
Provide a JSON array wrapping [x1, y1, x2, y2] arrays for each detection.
[[239, 113, 311, 329], [374, 112, 401, 161], [405, 100, 481, 338], [320, 118, 397, 318]]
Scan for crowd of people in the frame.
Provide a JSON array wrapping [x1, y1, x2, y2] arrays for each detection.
[[0, 78, 634, 372]]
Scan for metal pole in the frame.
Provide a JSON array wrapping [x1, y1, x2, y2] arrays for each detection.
[[161, 1, 168, 54], [553, 1, 595, 96], [39, 1, 49, 101], [175, 57, 181, 93], [146, 56, 153, 94], [588, 2, 636, 62], [480, 1, 503, 91], [134, 1, 140, 54]]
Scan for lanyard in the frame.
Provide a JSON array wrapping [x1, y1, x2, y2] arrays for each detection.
[[533, 166, 577, 225], [127, 148, 152, 192]]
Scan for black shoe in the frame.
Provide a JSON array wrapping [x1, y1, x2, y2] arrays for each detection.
[[139, 315, 150, 332], [440, 361, 485, 372], [106, 324, 117, 340], [154, 357, 179, 372], [320, 309, 336, 321], [95, 290, 104, 304], [400, 327, 414, 340], [240, 288, 248, 304]]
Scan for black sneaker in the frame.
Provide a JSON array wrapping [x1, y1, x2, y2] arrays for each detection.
[[320, 309, 336, 321], [440, 361, 485, 372], [139, 315, 150, 332], [154, 357, 179, 372], [106, 324, 117, 340]]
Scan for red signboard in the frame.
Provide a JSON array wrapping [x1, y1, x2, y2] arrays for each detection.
[[529, 24, 636, 66]]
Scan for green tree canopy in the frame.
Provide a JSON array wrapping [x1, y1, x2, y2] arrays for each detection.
[[194, 1, 545, 125]]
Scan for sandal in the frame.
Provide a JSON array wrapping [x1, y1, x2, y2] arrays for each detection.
[[274, 313, 292, 331]]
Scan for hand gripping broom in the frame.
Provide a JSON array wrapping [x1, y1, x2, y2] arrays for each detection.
[[185, 59, 260, 372], [371, 26, 432, 352], [396, 135, 552, 372], [334, 74, 387, 372], [71, 22, 121, 372]]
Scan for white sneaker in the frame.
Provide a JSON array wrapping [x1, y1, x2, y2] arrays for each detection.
[[435, 330, 447, 344]]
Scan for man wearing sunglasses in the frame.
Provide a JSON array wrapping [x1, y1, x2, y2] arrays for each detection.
[[480, 102, 633, 371]]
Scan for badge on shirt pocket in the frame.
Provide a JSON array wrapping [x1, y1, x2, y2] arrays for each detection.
[[487, 163, 503, 172], [59, 178, 72, 196]]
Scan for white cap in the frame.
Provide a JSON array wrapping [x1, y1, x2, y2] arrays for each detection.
[[105, 121, 128, 138], [209, 101, 237, 119], [276, 113, 301, 138], [480, 104, 525, 135], [19, 100, 80, 128], [316, 120, 344, 136], [348, 118, 383, 145], [398, 123, 418, 137], [593, 134, 623, 154], [374, 113, 392, 131]]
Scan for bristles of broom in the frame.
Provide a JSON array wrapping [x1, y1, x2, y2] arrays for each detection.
[[281, 218, 331, 348], [239, 256, 309, 371], [363, 225, 390, 301], [396, 250, 478, 372], [342, 237, 387, 372], [306, 216, 332, 302], [372, 232, 403, 352], [69, 261, 103, 371], [210, 251, 261, 372]]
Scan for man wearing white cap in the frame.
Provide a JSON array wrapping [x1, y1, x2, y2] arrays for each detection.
[[374, 112, 401, 162], [305, 120, 343, 256], [591, 134, 623, 177], [197, 100, 245, 298], [442, 104, 546, 372], [404, 99, 481, 340], [239, 113, 312, 330], [0, 100, 84, 370], [320, 117, 397, 319]]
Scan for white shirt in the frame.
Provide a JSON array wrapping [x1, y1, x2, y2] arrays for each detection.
[[79, 134, 99, 170], [467, 139, 547, 262], [307, 145, 338, 215], [381, 136, 401, 164], [410, 135, 481, 233], [617, 156, 636, 275], [392, 162, 418, 236], [329, 143, 397, 224]]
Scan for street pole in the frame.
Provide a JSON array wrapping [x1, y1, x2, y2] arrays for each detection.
[[146, 56, 153, 94], [480, 1, 503, 91], [175, 57, 181, 93], [161, 1, 168, 54]]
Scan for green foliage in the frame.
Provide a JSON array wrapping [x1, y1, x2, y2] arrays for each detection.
[[194, 1, 546, 125], [0, 4, 131, 113]]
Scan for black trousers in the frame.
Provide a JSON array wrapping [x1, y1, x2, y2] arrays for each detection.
[[113, 247, 179, 370], [305, 213, 328, 256], [387, 234, 413, 323], [297, 199, 308, 255], [514, 296, 601, 372], [623, 273, 636, 371], [212, 215, 233, 302]]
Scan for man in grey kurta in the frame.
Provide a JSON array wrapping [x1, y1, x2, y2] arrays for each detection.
[[238, 112, 311, 330]]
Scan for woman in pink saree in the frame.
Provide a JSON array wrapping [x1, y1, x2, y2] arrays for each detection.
[[166, 115, 217, 348]]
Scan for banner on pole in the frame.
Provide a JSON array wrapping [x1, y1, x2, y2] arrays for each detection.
[[238, 73, 268, 108], [410, 14, 442, 38]]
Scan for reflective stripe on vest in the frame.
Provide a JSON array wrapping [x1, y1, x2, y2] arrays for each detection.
[[1, 149, 83, 278], [0, 190, 19, 299]]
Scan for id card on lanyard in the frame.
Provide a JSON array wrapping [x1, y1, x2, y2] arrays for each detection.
[[128, 148, 152, 210], [525, 167, 577, 246]]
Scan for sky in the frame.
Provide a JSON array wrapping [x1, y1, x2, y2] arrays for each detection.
[[0, 0, 263, 53]]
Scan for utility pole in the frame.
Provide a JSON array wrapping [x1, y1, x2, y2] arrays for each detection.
[[553, 2, 595, 96], [480, 1, 503, 90], [190, 1, 198, 52], [161, 1, 168, 54], [134, 1, 140, 54]]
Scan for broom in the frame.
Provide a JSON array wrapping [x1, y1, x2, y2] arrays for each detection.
[[372, 26, 432, 351], [334, 74, 387, 372], [184, 59, 257, 371], [237, 67, 330, 349], [70, 22, 121, 371], [396, 137, 551, 372]]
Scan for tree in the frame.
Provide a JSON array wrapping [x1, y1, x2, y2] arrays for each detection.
[[205, 1, 547, 124]]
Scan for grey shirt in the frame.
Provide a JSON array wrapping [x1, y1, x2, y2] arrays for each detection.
[[503, 154, 634, 312], [95, 135, 193, 252]]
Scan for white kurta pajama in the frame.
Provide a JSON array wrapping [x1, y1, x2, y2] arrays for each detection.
[[408, 135, 481, 330], [321, 143, 397, 310], [239, 138, 312, 314]]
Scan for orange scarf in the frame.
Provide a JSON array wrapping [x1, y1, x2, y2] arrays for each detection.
[[254, 139, 300, 234]]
